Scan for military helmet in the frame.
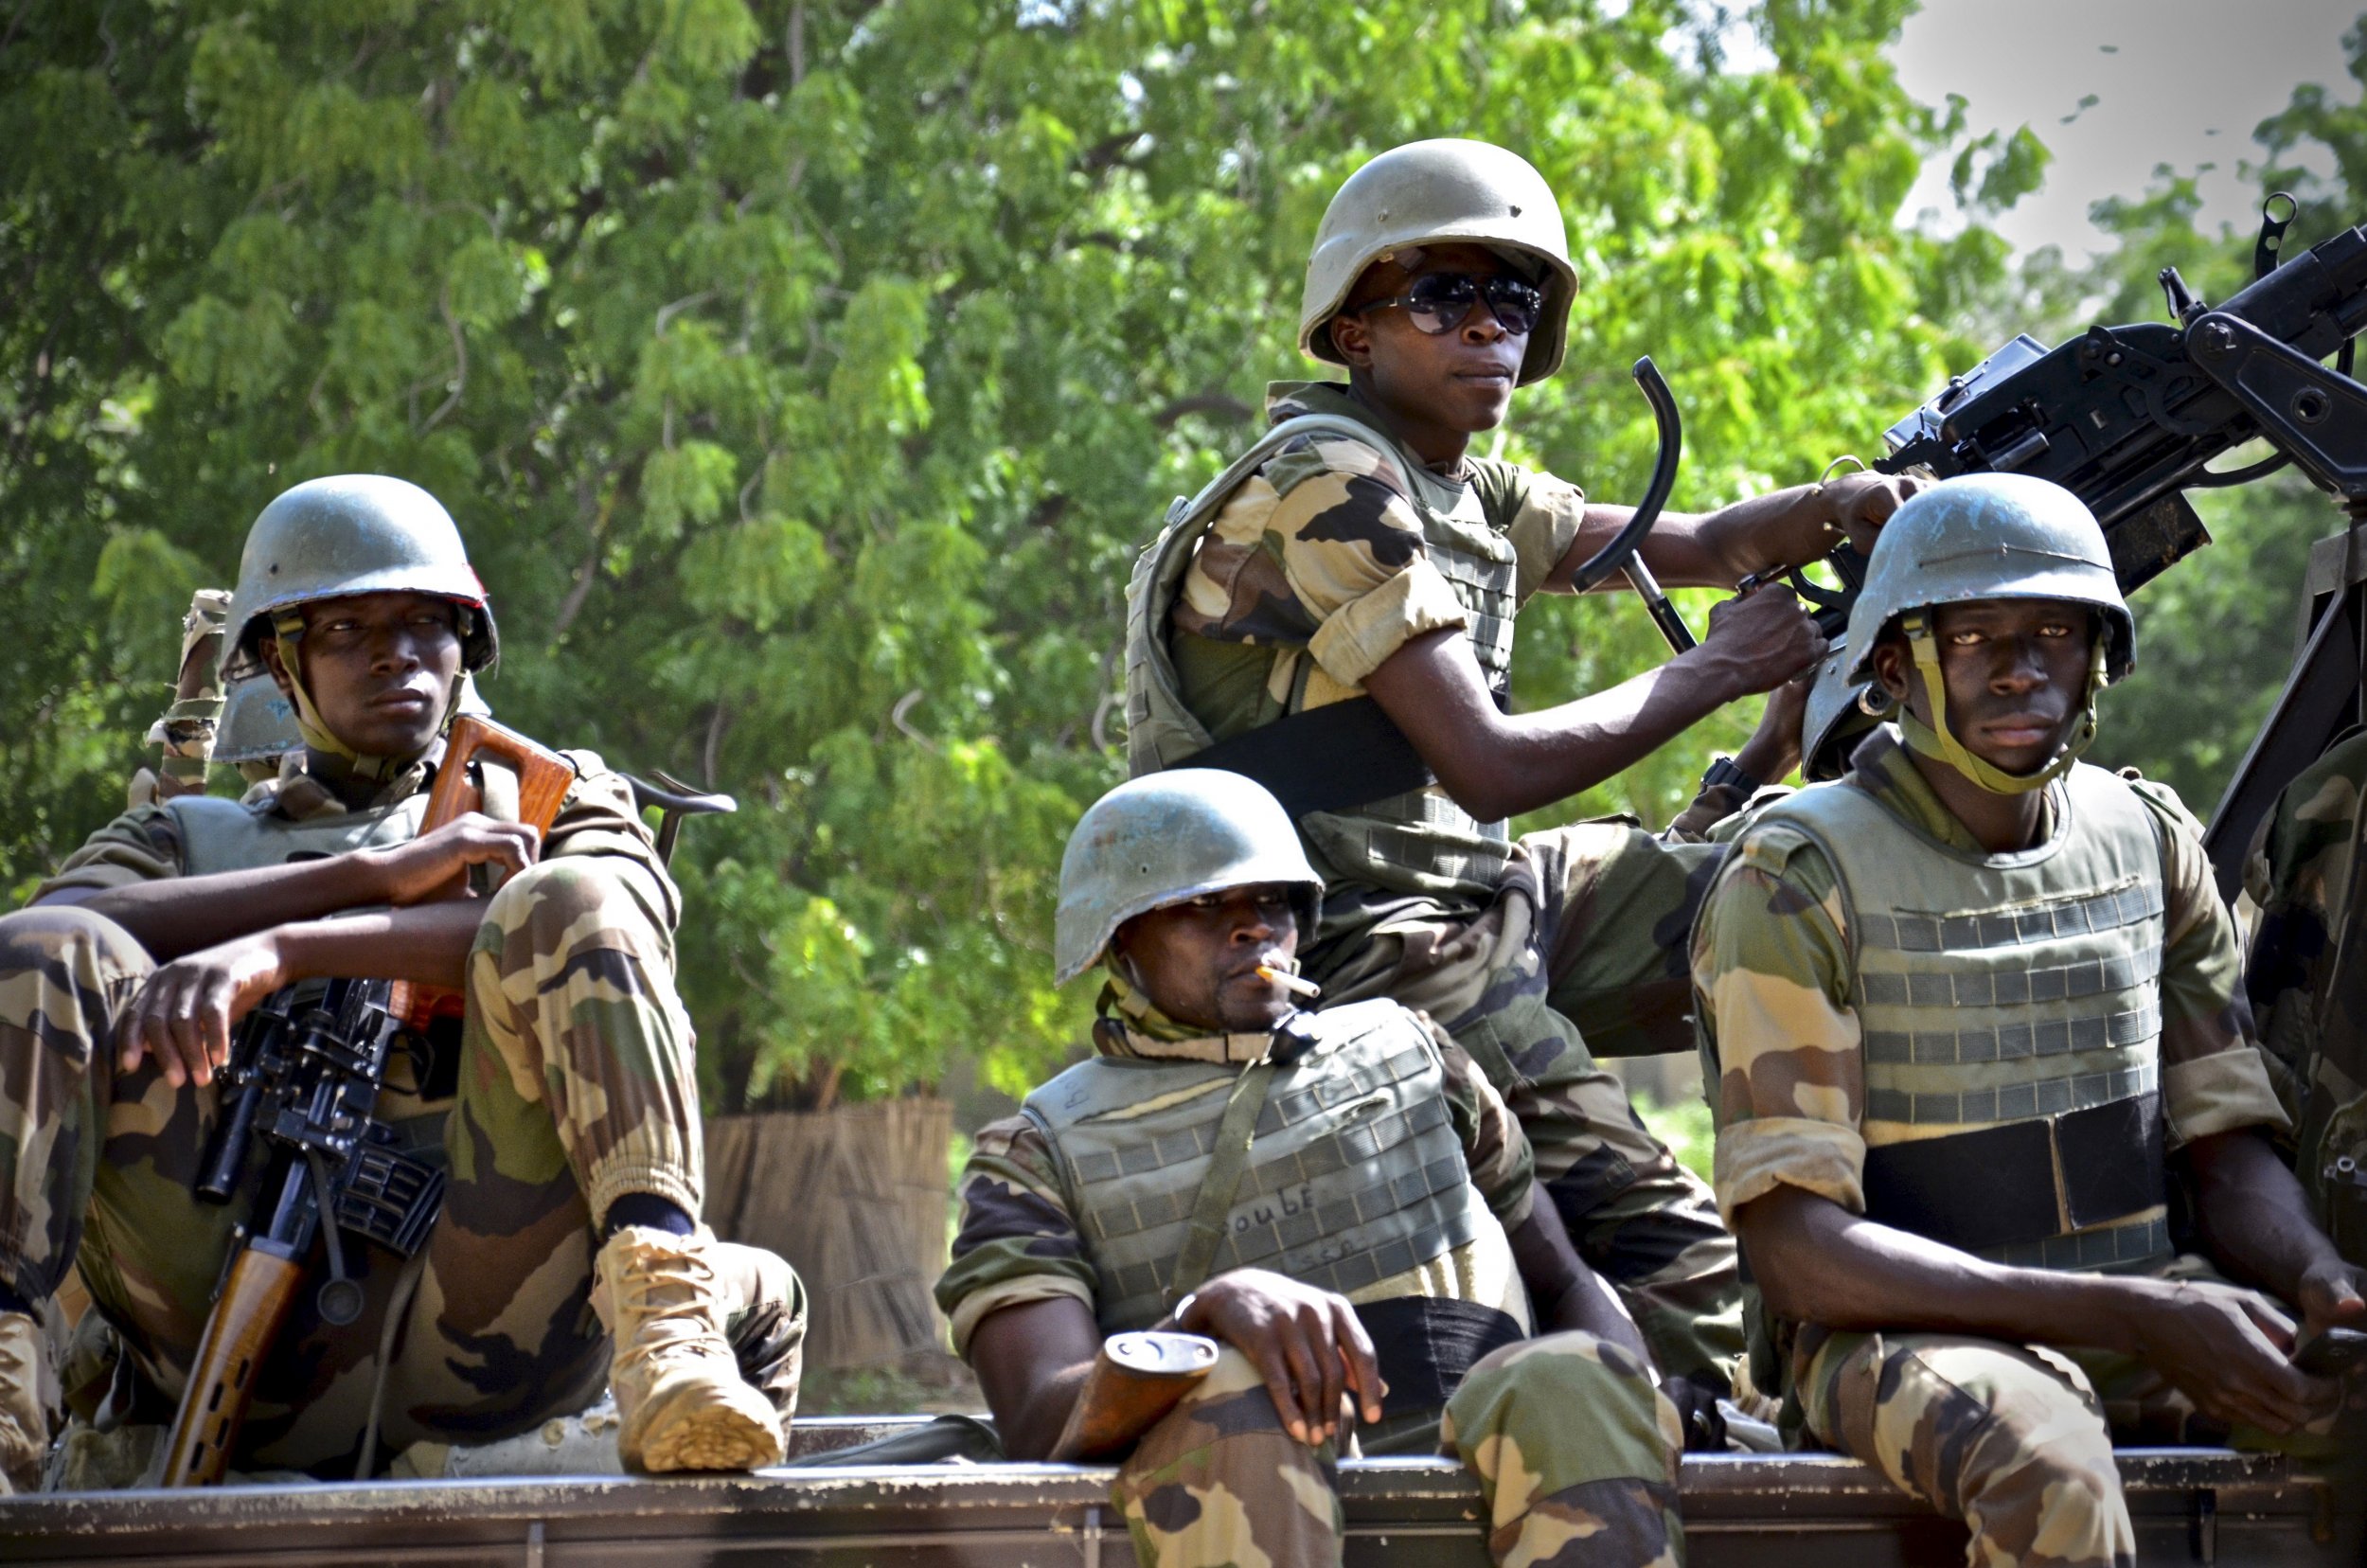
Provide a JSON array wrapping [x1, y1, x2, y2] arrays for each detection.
[[1054, 770, 1324, 987], [1801, 642, 1888, 783], [220, 474, 497, 678], [1842, 473, 2133, 686], [1299, 138, 1578, 386]]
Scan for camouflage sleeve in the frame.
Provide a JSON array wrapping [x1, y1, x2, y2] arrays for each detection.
[[934, 1114, 1099, 1359], [2240, 727, 2367, 1127], [33, 805, 187, 897], [1468, 457, 1585, 606], [1175, 432, 1470, 691], [543, 751, 682, 932], [1691, 821, 1868, 1225], [2129, 776, 2290, 1146], [1419, 1012, 1536, 1227]]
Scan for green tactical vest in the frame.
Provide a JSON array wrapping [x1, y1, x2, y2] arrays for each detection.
[[1023, 999, 1494, 1333], [1753, 760, 2176, 1272], [168, 793, 430, 877], [1123, 407, 1519, 900]]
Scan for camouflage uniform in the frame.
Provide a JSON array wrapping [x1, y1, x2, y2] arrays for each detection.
[[1138, 382, 1742, 1390], [936, 983, 1682, 1568], [0, 751, 802, 1478], [1695, 728, 2301, 1566], [2243, 724, 2367, 1263]]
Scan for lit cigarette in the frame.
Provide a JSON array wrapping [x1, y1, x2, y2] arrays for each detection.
[[1256, 966, 1322, 1000]]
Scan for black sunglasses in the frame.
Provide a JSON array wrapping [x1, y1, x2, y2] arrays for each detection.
[[1349, 271, 1546, 337]]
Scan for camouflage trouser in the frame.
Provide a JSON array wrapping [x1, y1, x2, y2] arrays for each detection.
[[0, 856, 802, 1477], [1796, 1261, 2361, 1568], [1316, 823, 1744, 1390], [1112, 1330, 1683, 1567]]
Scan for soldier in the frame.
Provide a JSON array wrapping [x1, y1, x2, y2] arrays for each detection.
[[1125, 135, 1917, 1396], [938, 769, 1683, 1568], [2243, 725, 2367, 1268], [1695, 473, 2365, 1563], [0, 475, 801, 1488]]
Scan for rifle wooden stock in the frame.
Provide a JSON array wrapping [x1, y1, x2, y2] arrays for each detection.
[[390, 715, 577, 1030], [1047, 1330, 1219, 1462], [421, 714, 578, 836], [160, 1246, 305, 1487]]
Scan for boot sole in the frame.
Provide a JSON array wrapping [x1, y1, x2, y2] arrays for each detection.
[[634, 1399, 785, 1473]]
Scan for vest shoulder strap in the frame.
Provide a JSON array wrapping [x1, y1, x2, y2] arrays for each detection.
[[1171, 413, 1412, 532], [1124, 414, 1418, 777]]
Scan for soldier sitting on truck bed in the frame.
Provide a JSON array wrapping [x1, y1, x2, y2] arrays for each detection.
[[937, 769, 1683, 1568], [1694, 473, 2365, 1566], [0, 475, 802, 1488], [1122, 136, 1922, 1404]]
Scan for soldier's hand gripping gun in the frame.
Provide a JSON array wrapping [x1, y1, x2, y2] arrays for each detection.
[[160, 977, 441, 1486], [159, 715, 576, 1485], [1775, 200, 2367, 642]]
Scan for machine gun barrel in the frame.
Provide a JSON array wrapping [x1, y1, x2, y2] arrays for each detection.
[[1803, 211, 2367, 635]]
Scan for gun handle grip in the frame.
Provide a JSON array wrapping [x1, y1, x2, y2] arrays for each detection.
[[423, 715, 577, 837], [396, 717, 578, 1030], [1046, 1330, 1220, 1462], [160, 1247, 304, 1488]]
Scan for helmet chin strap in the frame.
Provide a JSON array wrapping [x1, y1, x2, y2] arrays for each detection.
[[271, 611, 465, 784], [1895, 612, 2104, 796]]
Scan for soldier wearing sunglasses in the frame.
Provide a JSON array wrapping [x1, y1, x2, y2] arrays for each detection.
[[1122, 138, 1917, 1412]]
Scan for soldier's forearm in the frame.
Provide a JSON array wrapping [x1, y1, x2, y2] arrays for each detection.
[[1366, 631, 1741, 824], [2184, 1129, 2348, 1305], [1560, 490, 1829, 595], [966, 1296, 1108, 1461], [1736, 1185, 2162, 1355], [41, 854, 393, 962], [1505, 1207, 1653, 1365], [269, 899, 489, 990]]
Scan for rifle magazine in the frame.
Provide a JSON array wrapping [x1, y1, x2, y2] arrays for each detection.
[[336, 1142, 448, 1258]]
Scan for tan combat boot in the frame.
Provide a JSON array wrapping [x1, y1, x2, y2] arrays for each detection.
[[0, 1310, 57, 1494], [593, 1225, 784, 1473]]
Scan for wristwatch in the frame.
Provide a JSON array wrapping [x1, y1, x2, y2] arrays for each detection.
[[1700, 756, 1760, 797]]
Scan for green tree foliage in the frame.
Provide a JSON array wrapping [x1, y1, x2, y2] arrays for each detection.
[[4, 0, 2016, 1110]]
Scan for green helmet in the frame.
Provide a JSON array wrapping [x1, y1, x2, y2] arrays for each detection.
[[221, 474, 497, 678], [1801, 643, 1885, 783], [1842, 474, 2133, 794], [1054, 770, 1323, 987], [219, 475, 496, 779], [1299, 138, 1578, 386]]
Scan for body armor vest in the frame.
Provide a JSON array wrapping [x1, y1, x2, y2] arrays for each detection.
[[1023, 999, 1495, 1333], [1123, 407, 1519, 900], [1756, 760, 2175, 1272], [168, 793, 429, 876]]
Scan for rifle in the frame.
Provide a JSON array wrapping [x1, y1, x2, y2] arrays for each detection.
[[1785, 201, 2367, 887], [386, 715, 578, 1032], [1046, 1330, 1220, 1462], [160, 715, 577, 1486]]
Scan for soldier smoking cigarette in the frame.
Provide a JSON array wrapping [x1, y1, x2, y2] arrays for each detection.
[[1255, 965, 1322, 999]]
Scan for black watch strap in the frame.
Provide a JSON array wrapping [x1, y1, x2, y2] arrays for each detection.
[[1701, 756, 1760, 796]]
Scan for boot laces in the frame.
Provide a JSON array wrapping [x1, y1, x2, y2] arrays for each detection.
[[613, 1243, 731, 1370]]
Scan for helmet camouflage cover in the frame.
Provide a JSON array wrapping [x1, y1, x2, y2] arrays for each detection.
[[1299, 138, 1578, 385], [1054, 770, 1324, 987]]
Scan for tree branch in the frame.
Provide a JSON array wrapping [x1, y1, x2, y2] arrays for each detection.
[[418, 286, 468, 434]]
